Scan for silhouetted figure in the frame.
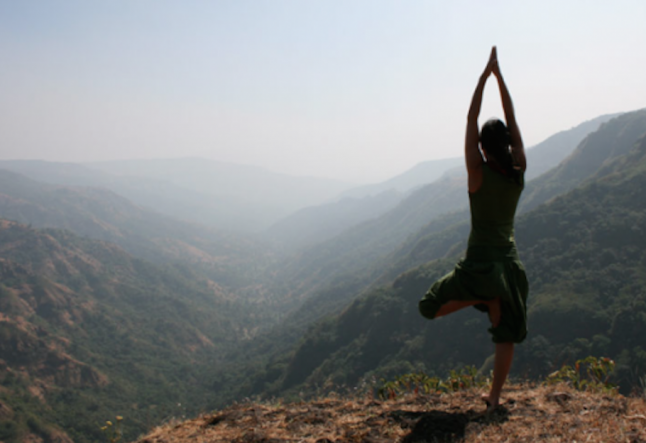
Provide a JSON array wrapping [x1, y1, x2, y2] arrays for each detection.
[[419, 46, 528, 410]]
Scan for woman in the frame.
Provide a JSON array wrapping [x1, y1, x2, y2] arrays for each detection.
[[418, 46, 528, 410]]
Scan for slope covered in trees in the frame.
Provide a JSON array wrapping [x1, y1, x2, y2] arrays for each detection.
[[0, 169, 277, 297], [520, 109, 646, 212], [0, 221, 250, 442], [523, 112, 619, 180]]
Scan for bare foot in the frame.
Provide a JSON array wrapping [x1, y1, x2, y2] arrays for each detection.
[[481, 393, 500, 412], [487, 297, 501, 328]]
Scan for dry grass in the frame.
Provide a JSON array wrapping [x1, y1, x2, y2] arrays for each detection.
[[136, 383, 646, 443]]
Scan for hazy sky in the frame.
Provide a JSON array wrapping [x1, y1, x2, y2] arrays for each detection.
[[1, 1, 645, 183]]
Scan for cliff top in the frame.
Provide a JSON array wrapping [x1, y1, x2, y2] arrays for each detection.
[[135, 383, 646, 443]]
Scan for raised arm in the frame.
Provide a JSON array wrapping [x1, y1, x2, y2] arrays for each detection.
[[492, 51, 526, 171], [466, 47, 495, 191]]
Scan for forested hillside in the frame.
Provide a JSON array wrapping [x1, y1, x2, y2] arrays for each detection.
[[523, 112, 619, 180], [0, 221, 250, 442], [520, 109, 646, 212], [0, 170, 289, 319]]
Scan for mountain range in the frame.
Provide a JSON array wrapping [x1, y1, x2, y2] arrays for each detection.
[[1, 109, 645, 442], [0, 168, 279, 302], [0, 158, 354, 232]]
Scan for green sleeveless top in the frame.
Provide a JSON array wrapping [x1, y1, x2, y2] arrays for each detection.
[[467, 163, 524, 248], [420, 163, 529, 343]]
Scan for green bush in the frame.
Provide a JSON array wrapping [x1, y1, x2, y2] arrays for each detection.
[[545, 356, 617, 393], [377, 366, 488, 399]]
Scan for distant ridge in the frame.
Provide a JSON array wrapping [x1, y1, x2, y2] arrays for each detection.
[[0, 168, 273, 291], [339, 156, 462, 199], [0, 158, 355, 231], [265, 189, 403, 250], [85, 157, 353, 209], [524, 112, 621, 180]]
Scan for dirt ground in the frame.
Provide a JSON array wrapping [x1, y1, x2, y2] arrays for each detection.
[[136, 383, 646, 443]]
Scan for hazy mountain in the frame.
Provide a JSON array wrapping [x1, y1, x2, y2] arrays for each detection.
[[520, 109, 646, 212], [277, 173, 465, 292], [0, 159, 354, 232], [0, 220, 251, 442], [86, 158, 354, 227], [265, 189, 404, 250], [0, 160, 262, 231], [524, 112, 620, 180], [339, 157, 463, 199], [0, 169, 275, 294]]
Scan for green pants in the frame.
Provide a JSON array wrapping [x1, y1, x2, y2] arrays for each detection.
[[419, 245, 529, 343]]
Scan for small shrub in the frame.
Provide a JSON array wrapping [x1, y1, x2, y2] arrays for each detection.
[[545, 356, 617, 393], [377, 366, 487, 399]]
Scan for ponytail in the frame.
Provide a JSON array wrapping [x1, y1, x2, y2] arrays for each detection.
[[480, 118, 522, 185]]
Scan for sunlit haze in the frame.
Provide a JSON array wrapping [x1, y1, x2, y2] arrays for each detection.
[[1, 1, 645, 183]]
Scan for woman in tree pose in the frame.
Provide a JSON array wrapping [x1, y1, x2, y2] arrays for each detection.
[[418, 46, 528, 410]]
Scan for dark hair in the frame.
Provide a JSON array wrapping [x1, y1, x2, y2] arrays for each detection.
[[480, 118, 521, 184]]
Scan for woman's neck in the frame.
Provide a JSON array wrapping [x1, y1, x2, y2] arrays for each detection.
[[485, 157, 509, 176]]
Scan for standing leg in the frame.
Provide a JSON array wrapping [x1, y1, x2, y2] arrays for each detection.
[[483, 342, 514, 409]]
